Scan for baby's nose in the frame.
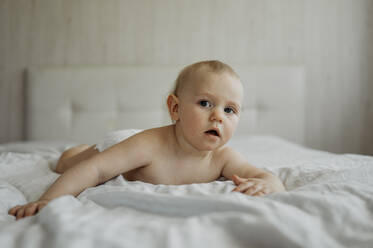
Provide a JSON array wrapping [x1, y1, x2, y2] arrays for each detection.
[[209, 109, 223, 123]]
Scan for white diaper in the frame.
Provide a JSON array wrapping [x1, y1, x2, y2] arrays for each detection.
[[95, 129, 143, 152]]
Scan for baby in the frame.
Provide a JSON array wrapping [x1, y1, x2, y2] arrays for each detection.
[[9, 60, 285, 220]]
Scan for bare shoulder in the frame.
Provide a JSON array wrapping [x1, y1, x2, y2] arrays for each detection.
[[213, 146, 245, 164], [210, 146, 242, 173]]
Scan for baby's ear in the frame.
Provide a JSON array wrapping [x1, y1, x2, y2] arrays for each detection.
[[167, 94, 180, 122]]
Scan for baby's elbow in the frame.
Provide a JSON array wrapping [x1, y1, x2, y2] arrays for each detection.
[[93, 165, 106, 185], [93, 164, 118, 185]]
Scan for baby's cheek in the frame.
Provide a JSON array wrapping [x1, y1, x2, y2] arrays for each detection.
[[183, 111, 204, 135], [224, 120, 238, 139], [187, 109, 204, 124]]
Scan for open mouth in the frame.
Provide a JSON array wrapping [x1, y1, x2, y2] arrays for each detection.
[[205, 129, 220, 137]]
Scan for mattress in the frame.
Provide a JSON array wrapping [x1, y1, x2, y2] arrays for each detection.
[[0, 135, 372, 248]]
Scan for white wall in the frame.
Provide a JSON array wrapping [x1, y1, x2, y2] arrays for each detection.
[[0, 0, 372, 154]]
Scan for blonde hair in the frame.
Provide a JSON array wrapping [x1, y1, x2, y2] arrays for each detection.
[[172, 60, 240, 96]]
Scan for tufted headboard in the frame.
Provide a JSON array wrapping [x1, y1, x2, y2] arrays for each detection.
[[25, 65, 305, 145]]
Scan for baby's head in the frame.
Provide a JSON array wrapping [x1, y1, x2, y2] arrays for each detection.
[[167, 60, 243, 151]]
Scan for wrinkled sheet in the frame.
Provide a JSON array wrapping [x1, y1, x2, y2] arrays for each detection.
[[0, 136, 373, 248]]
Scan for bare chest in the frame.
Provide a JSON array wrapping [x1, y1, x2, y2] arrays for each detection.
[[123, 156, 224, 185]]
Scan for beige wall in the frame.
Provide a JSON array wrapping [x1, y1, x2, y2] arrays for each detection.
[[0, 0, 372, 154]]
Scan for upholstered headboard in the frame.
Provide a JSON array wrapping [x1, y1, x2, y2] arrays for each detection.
[[26, 65, 305, 145]]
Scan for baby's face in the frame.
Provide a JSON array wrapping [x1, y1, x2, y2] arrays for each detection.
[[176, 70, 243, 151]]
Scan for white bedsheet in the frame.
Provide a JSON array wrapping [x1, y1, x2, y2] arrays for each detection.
[[0, 136, 373, 248]]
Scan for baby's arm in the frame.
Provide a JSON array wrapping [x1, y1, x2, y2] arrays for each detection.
[[8, 131, 153, 220], [9, 155, 103, 220], [220, 147, 285, 196]]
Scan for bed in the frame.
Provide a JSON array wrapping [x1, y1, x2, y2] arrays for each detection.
[[1, 65, 372, 248]]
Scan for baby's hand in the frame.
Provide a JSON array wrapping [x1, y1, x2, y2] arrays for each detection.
[[231, 174, 282, 196], [8, 199, 50, 220]]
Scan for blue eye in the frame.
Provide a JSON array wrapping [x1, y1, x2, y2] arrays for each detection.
[[224, 107, 235, 114], [199, 100, 212, 108]]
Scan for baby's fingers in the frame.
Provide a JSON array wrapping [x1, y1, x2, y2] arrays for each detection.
[[232, 181, 254, 193], [243, 184, 263, 196], [252, 188, 270, 197], [8, 205, 22, 216], [16, 207, 26, 220]]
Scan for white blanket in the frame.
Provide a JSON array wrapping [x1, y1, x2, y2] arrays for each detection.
[[0, 136, 373, 248]]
